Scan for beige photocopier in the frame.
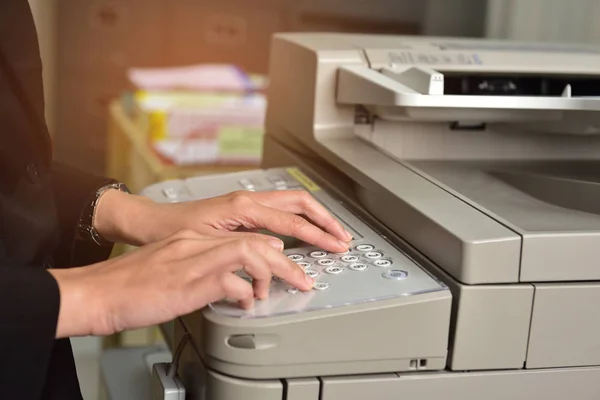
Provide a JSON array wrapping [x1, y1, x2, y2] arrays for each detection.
[[146, 33, 600, 399]]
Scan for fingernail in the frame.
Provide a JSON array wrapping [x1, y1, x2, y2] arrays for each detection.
[[344, 230, 353, 241], [305, 275, 314, 287], [338, 240, 350, 249], [268, 238, 284, 251]]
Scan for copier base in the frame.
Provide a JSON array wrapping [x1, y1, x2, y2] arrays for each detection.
[[174, 316, 600, 400]]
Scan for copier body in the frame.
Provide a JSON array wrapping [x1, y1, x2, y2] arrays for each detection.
[[144, 34, 600, 399]]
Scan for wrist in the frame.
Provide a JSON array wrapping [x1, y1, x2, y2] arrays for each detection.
[[94, 190, 167, 246], [49, 268, 94, 338]]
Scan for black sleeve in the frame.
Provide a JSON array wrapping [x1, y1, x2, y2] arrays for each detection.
[[51, 162, 118, 268], [0, 266, 60, 399]]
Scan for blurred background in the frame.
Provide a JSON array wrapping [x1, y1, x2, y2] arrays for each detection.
[[25, 0, 600, 398]]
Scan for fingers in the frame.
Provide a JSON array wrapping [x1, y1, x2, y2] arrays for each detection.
[[187, 237, 313, 294], [219, 274, 255, 309], [160, 229, 284, 264], [248, 203, 349, 253], [204, 229, 284, 250], [248, 190, 352, 243]]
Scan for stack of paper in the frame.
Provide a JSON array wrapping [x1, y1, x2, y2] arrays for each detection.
[[125, 64, 268, 166]]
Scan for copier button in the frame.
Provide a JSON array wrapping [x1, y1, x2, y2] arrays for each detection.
[[310, 251, 328, 258], [341, 255, 359, 263], [325, 266, 344, 275], [350, 263, 368, 271], [238, 179, 256, 190], [313, 282, 330, 291], [373, 259, 392, 268], [268, 175, 287, 186], [317, 258, 335, 266], [356, 244, 375, 252], [162, 188, 178, 200], [365, 251, 383, 259], [306, 270, 319, 278], [287, 254, 304, 262], [297, 262, 311, 270], [382, 270, 408, 280], [287, 288, 299, 294]]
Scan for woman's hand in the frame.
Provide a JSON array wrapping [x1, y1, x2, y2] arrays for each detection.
[[49, 230, 312, 339], [94, 189, 352, 253]]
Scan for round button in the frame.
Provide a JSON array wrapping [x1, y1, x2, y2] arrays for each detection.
[[325, 266, 344, 275], [287, 288, 299, 294], [313, 282, 330, 291], [341, 255, 359, 263], [350, 263, 368, 271], [317, 258, 335, 266], [382, 270, 408, 280], [297, 262, 311, 270], [306, 270, 319, 278], [288, 254, 304, 262], [373, 259, 392, 268], [356, 244, 375, 252], [310, 251, 328, 258], [365, 251, 383, 259]]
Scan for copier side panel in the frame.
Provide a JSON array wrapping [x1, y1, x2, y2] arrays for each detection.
[[319, 367, 600, 400], [527, 283, 600, 369]]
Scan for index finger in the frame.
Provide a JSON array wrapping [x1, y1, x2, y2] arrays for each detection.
[[249, 190, 353, 243], [250, 204, 349, 253]]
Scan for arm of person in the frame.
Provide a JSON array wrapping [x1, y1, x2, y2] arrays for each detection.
[[0, 266, 60, 398], [50, 162, 118, 268]]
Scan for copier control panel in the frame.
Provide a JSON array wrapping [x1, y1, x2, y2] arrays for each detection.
[[141, 167, 447, 319]]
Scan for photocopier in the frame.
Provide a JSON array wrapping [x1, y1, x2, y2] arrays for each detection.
[[144, 33, 600, 399]]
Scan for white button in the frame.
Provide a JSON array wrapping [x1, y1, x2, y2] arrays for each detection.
[[162, 188, 178, 199], [373, 259, 392, 268], [325, 266, 344, 275], [288, 254, 304, 262], [238, 179, 255, 190], [268, 176, 287, 186], [317, 258, 335, 266], [365, 251, 383, 259], [287, 288, 299, 294], [297, 262, 311, 270], [356, 244, 375, 252], [341, 255, 359, 263], [350, 263, 368, 271], [382, 270, 408, 280], [306, 270, 319, 278], [313, 282, 330, 291], [310, 251, 328, 258]]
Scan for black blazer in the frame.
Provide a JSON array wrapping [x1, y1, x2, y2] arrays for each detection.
[[1, 1, 116, 398]]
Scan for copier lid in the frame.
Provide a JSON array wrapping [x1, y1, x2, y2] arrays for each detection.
[[336, 40, 600, 124]]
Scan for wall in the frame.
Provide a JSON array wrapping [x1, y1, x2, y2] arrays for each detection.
[[28, 0, 58, 139], [486, 0, 600, 44]]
